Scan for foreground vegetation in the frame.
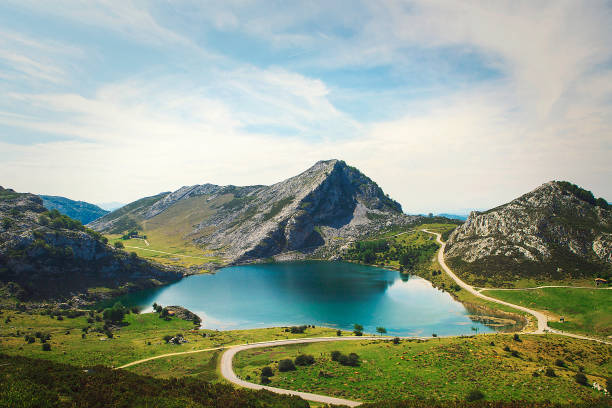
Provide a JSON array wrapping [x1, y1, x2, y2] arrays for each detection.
[[0, 353, 309, 408], [235, 334, 611, 404], [482, 288, 612, 338]]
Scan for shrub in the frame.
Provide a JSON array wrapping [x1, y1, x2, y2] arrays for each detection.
[[607, 377, 611, 391], [260, 375, 271, 385], [24, 335, 35, 344], [294, 354, 315, 366], [289, 325, 307, 334], [511, 350, 519, 358], [261, 366, 273, 377], [513, 333, 521, 342], [465, 390, 484, 402], [532, 371, 540, 377], [114, 241, 124, 249], [331, 351, 342, 361], [503, 345, 510, 352], [545, 368, 556, 377], [41, 343, 51, 351], [103, 302, 127, 324], [393, 337, 401, 345], [575, 372, 588, 386], [278, 359, 296, 372], [163, 335, 173, 343], [555, 359, 566, 368], [336, 330, 342, 336]]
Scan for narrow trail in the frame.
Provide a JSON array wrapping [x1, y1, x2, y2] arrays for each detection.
[[421, 229, 611, 345], [123, 245, 211, 260], [478, 285, 611, 292]]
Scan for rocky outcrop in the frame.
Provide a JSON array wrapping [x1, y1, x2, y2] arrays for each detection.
[[445, 181, 612, 285], [0, 187, 182, 301], [89, 160, 419, 262]]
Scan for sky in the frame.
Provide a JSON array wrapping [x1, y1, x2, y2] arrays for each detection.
[[1, 1, 611, 214]]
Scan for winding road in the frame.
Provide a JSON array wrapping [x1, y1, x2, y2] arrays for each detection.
[[421, 229, 611, 344], [117, 230, 610, 406]]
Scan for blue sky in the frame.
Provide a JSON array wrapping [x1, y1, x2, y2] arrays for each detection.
[[1, 1, 611, 213]]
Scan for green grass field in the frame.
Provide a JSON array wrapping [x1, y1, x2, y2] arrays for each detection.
[[234, 334, 611, 404], [0, 309, 343, 368], [482, 288, 612, 338]]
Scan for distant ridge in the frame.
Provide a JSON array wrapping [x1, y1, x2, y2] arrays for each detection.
[[40, 195, 109, 224]]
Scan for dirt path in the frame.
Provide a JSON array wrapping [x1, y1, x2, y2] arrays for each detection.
[[421, 229, 611, 344], [123, 245, 211, 260], [116, 346, 226, 369]]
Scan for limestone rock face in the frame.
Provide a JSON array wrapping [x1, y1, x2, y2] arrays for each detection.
[[445, 181, 612, 283]]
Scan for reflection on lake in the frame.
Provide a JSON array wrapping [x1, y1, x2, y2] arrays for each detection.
[[113, 261, 505, 336]]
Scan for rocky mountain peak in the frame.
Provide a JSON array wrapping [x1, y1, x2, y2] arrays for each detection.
[[445, 181, 611, 286]]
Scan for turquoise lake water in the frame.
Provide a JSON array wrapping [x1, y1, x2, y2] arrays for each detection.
[[114, 261, 501, 337]]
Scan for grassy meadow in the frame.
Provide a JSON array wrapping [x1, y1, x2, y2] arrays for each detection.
[[482, 288, 612, 338], [234, 334, 611, 404], [0, 309, 343, 369]]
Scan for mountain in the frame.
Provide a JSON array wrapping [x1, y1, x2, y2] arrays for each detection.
[[436, 213, 468, 221], [444, 181, 612, 287], [90, 160, 420, 262], [40, 195, 109, 224], [0, 186, 181, 302], [96, 201, 126, 211]]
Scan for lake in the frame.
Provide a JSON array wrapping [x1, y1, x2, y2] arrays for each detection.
[[114, 261, 504, 337]]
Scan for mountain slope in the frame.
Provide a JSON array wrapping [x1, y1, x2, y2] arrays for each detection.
[[40, 195, 109, 224], [445, 181, 612, 286], [90, 160, 418, 262], [0, 186, 181, 301]]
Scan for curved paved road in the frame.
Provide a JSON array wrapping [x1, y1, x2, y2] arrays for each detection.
[[422, 229, 611, 344], [220, 336, 385, 407]]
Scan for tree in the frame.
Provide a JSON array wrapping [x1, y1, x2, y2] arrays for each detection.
[[393, 337, 400, 345], [103, 302, 127, 324], [114, 241, 124, 249], [294, 354, 315, 366], [575, 372, 588, 386], [466, 390, 484, 402], [336, 330, 342, 336], [376, 327, 387, 335], [353, 324, 363, 336], [278, 359, 296, 372], [261, 366, 273, 377]]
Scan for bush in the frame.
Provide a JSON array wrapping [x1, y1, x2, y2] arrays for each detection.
[[555, 359, 566, 368], [278, 359, 296, 372], [393, 337, 400, 345], [331, 351, 342, 361], [503, 345, 510, 352], [575, 372, 588, 386], [511, 350, 519, 358], [260, 375, 271, 385], [41, 343, 51, 351], [336, 330, 342, 336], [513, 333, 521, 342], [337, 352, 360, 367], [288, 325, 307, 334], [163, 335, 173, 343], [261, 366, 273, 377], [114, 241, 124, 249], [103, 302, 127, 324], [545, 368, 556, 377], [607, 377, 611, 391], [465, 389, 484, 402], [294, 354, 315, 366]]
